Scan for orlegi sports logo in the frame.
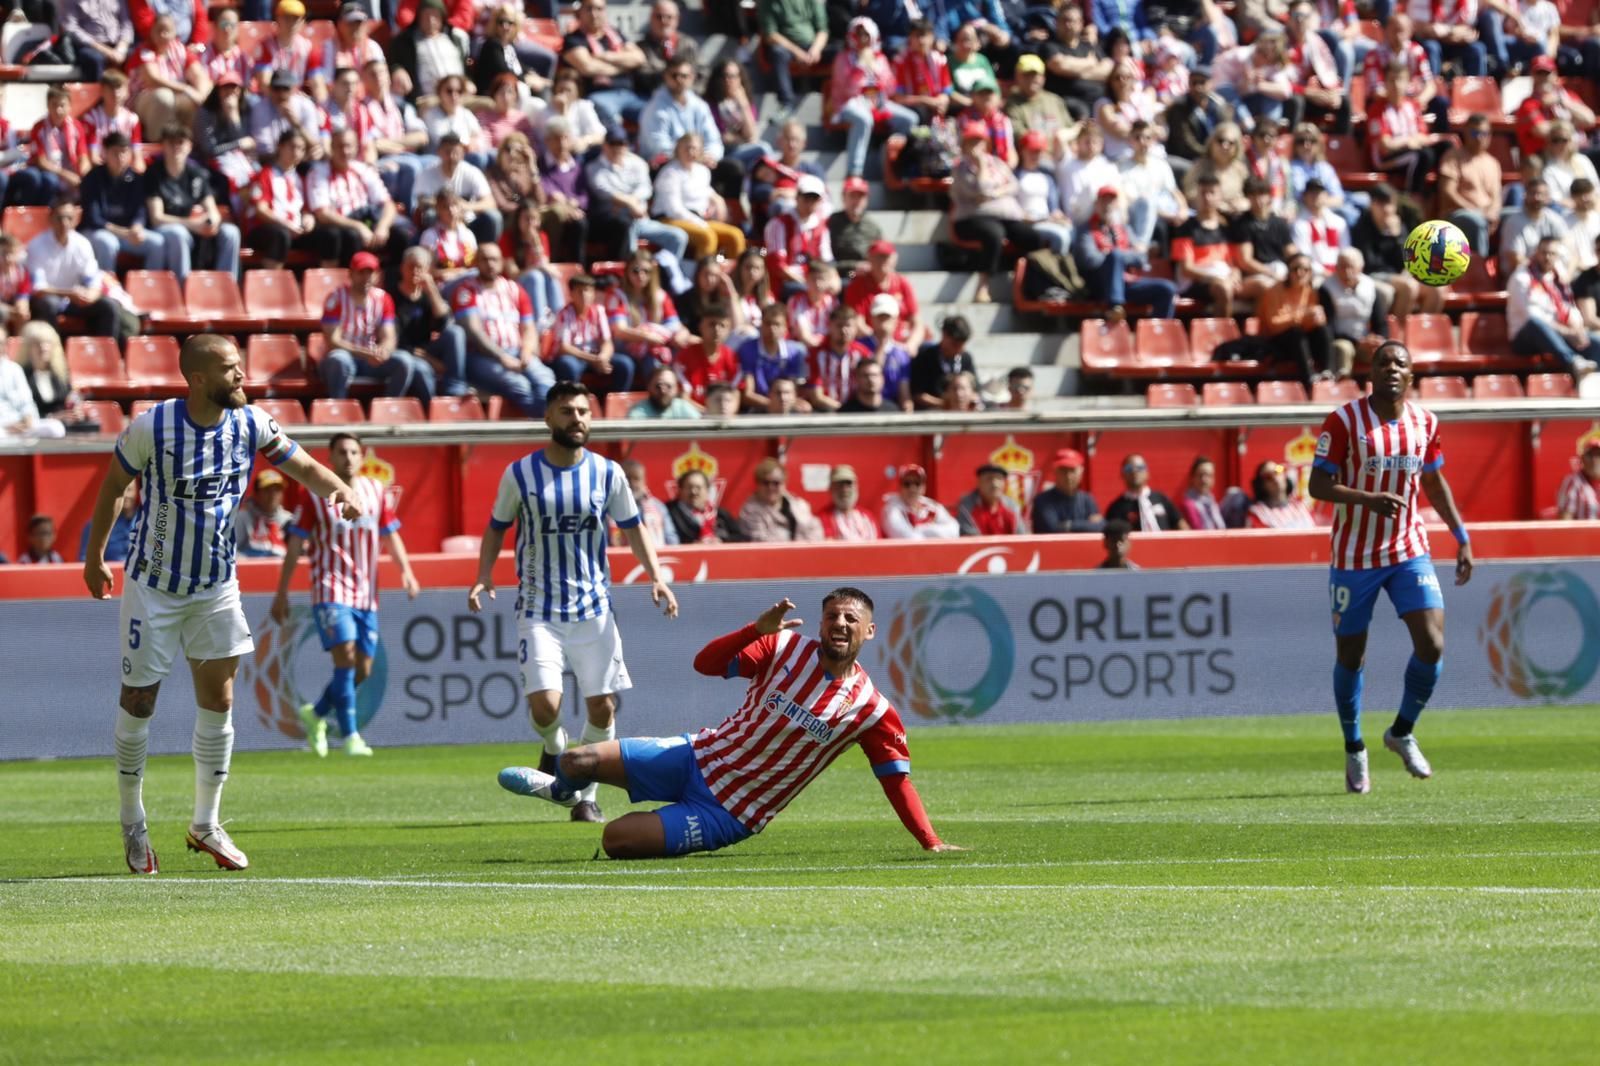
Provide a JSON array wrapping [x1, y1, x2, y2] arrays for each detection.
[[1480, 569, 1600, 700], [242, 605, 388, 740], [880, 586, 1014, 720]]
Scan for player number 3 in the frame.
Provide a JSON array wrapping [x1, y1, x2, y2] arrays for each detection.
[[128, 618, 142, 650]]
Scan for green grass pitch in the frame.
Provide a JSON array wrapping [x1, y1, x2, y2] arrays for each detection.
[[3, 708, 1598, 1065]]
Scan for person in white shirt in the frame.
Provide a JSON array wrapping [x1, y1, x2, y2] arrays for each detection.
[[1501, 171, 1574, 273], [1566, 178, 1600, 271], [414, 132, 501, 242], [1541, 121, 1600, 209], [0, 341, 65, 438], [1121, 119, 1188, 254], [1290, 179, 1349, 283], [1508, 0, 1562, 70], [880, 464, 959, 540], [652, 132, 746, 260], [1056, 122, 1120, 225], [1507, 235, 1599, 377], [422, 74, 490, 166], [1319, 248, 1388, 378], [1015, 130, 1072, 253], [26, 198, 123, 340]]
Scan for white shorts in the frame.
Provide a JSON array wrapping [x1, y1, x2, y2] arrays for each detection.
[[518, 613, 632, 699], [118, 579, 254, 688]]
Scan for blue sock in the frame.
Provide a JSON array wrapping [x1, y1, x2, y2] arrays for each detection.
[[1333, 662, 1365, 752], [331, 666, 357, 737], [1393, 656, 1441, 737], [313, 686, 334, 720]]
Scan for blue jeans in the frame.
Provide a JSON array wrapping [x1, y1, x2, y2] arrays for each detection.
[[633, 217, 690, 261], [466, 351, 555, 416], [837, 98, 919, 178], [6, 166, 64, 207], [728, 141, 775, 169], [519, 269, 566, 326], [156, 222, 240, 280], [1448, 209, 1491, 258], [770, 46, 800, 106], [1077, 247, 1177, 317], [1033, 220, 1073, 254], [589, 87, 646, 129], [322, 348, 433, 400], [421, 322, 470, 397], [1558, 39, 1600, 78], [376, 153, 426, 213], [1214, 86, 1286, 129], [86, 227, 166, 272], [1513, 319, 1600, 368], [1321, 29, 1379, 89], [467, 208, 504, 245], [551, 351, 639, 392], [1421, 36, 1486, 79]]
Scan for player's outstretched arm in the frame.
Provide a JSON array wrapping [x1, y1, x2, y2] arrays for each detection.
[[270, 534, 306, 623], [280, 448, 363, 519], [467, 523, 508, 613], [620, 523, 678, 617], [1421, 469, 1474, 586], [877, 773, 963, 852], [82, 457, 136, 599], [691, 600, 803, 677]]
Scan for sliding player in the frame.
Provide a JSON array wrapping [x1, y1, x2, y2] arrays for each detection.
[[82, 334, 362, 875], [498, 591, 964, 858], [271, 432, 421, 757], [467, 381, 677, 823], [1309, 341, 1473, 794]]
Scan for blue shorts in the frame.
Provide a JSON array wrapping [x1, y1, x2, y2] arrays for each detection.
[[1329, 556, 1444, 637], [313, 604, 380, 658], [618, 734, 752, 856]]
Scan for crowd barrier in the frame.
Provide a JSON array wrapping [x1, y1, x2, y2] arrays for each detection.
[[2, 406, 1599, 558]]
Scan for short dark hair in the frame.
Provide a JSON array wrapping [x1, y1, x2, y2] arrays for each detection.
[[822, 586, 875, 616], [1007, 366, 1033, 383], [1573, 178, 1596, 197], [328, 432, 364, 453], [909, 17, 933, 33], [101, 131, 131, 150], [704, 382, 736, 405], [545, 381, 591, 409], [664, 55, 695, 76], [28, 514, 53, 531], [1103, 518, 1132, 542], [1243, 176, 1271, 196], [700, 302, 731, 322], [160, 123, 191, 143], [941, 315, 972, 342], [1196, 173, 1220, 189], [1368, 183, 1396, 204]]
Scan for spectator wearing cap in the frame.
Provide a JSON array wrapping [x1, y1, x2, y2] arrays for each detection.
[[893, 19, 954, 122], [909, 314, 976, 409], [1098, 518, 1136, 569], [415, 132, 502, 244], [322, 251, 436, 401], [252, 1, 313, 90], [61, 0, 136, 83], [828, 177, 883, 274], [1056, 122, 1120, 226], [1006, 53, 1074, 156], [858, 294, 915, 407], [1163, 66, 1234, 184], [1073, 185, 1178, 319], [235, 469, 293, 558], [845, 240, 926, 349], [145, 123, 241, 280], [1121, 120, 1186, 255], [1031, 449, 1102, 533], [1176, 456, 1226, 531], [1105, 453, 1185, 531], [312, 3, 385, 89], [882, 464, 960, 539], [819, 465, 882, 541], [950, 122, 1047, 303], [588, 127, 693, 268], [564, 0, 649, 128], [829, 17, 921, 180], [959, 81, 1019, 169], [957, 464, 1023, 536], [654, 132, 747, 260], [390, 0, 470, 102], [741, 459, 824, 542], [81, 132, 165, 273], [765, 175, 834, 294], [758, 0, 829, 111], [308, 127, 413, 266], [1556, 441, 1600, 520], [249, 66, 325, 163], [948, 23, 1001, 108], [1016, 130, 1073, 254]]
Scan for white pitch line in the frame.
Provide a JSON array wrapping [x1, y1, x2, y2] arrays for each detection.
[[10, 876, 1599, 896]]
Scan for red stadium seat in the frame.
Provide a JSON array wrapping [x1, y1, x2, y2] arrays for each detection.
[[1079, 319, 1136, 372], [1404, 314, 1458, 365], [1201, 382, 1254, 405], [65, 336, 126, 391], [1312, 379, 1362, 404], [1448, 77, 1507, 128], [1527, 373, 1576, 398], [122, 270, 194, 330], [1324, 133, 1381, 188], [244, 269, 313, 328], [245, 334, 316, 393], [1135, 319, 1190, 365], [302, 268, 349, 313], [1459, 312, 1513, 358], [185, 271, 259, 329], [1146, 383, 1199, 408], [1418, 375, 1469, 402], [1188, 317, 1241, 361], [64, 81, 100, 117], [1472, 374, 1524, 399], [368, 397, 426, 424], [123, 336, 184, 390], [430, 395, 486, 422], [2, 206, 49, 246], [254, 398, 307, 424], [310, 398, 366, 424], [1256, 380, 1309, 404], [76, 400, 125, 435], [237, 21, 275, 58], [602, 391, 644, 419]]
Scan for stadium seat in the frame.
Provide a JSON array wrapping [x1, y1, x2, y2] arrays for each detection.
[[1079, 319, 1136, 372], [1201, 382, 1254, 405], [1527, 373, 1576, 398], [1404, 314, 1458, 365], [1312, 379, 1362, 404], [368, 397, 425, 424], [2, 206, 48, 246], [441, 534, 482, 554], [1419, 375, 1470, 402], [1135, 319, 1190, 365], [254, 398, 307, 424], [63, 81, 99, 117], [76, 400, 125, 435], [1255, 380, 1309, 404], [65, 336, 126, 391], [123, 336, 184, 391], [430, 395, 486, 421], [1146, 383, 1199, 408], [302, 268, 348, 313], [184, 271, 259, 330], [1448, 77, 1507, 128], [1472, 374, 1524, 399], [1458, 312, 1513, 359], [602, 391, 644, 419], [243, 269, 314, 329], [245, 334, 316, 394], [237, 21, 275, 58], [1444, 256, 1508, 310], [122, 270, 197, 331], [310, 398, 365, 424], [1188, 317, 1241, 361], [1323, 133, 1381, 188]]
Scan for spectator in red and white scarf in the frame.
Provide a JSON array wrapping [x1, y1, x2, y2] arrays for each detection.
[[1247, 461, 1318, 529], [819, 465, 882, 541], [667, 469, 749, 544], [1556, 443, 1600, 520], [9, 87, 92, 207]]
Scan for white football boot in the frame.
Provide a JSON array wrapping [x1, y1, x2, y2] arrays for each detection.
[[123, 821, 159, 875], [186, 823, 249, 870], [1384, 729, 1433, 779], [1345, 749, 1370, 794]]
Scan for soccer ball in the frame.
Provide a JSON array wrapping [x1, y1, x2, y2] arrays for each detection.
[[1404, 220, 1471, 287]]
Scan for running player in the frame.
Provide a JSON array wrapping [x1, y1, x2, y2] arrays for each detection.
[[271, 432, 421, 757], [466, 381, 677, 823], [1308, 340, 1473, 794], [498, 590, 963, 858], [82, 334, 362, 875]]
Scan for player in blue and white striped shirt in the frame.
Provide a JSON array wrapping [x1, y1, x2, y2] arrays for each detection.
[[468, 382, 678, 823], [82, 334, 363, 877]]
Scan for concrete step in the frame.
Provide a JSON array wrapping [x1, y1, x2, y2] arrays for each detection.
[[923, 303, 1026, 333], [906, 272, 1012, 306]]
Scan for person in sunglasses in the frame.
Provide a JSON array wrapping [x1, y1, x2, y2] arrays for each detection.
[[1104, 454, 1186, 532]]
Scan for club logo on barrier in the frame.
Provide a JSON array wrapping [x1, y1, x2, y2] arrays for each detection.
[[240, 606, 388, 739], [1479, 569, 1600, 700], [880, 586, 1014, 720]]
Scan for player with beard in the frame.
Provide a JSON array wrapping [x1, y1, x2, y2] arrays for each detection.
[[468, 382, 678, 823], [497, 590, 965, 858], [82, 334, 363, 875]]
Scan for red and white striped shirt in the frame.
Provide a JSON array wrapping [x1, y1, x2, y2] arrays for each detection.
[[305, 159, 388, 216], [1557, 470, 1600, 520], [1361, 40, 1432, 101], [1291, 209, 1349, 275], [1247, 497, 1318, 529], [451, 274, 533, 352], [1314, 397, 1443, 569], [249, 164, 306, 228], [322, 285, 396, 350], [254, 33, 314, 87], [353, 94, 409, 146], [785, 290, 835, 346], [312, 37, 384, 78], [420, 222, 477, 271], [289, 474, 399, 610], [809, 341, 868, 404], [198, 43, 253, 88], [29, 117, 90, 170], [762, 210, 833, 277], [1367, 97, 1425, 165], [819, 505, 881, 541], [80, 106, 141, 157], [129, 40, 193, 99], [693, 629, 912, 832], [549, 303, 611, 355]]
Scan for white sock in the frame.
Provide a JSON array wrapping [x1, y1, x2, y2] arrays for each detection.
[[192, 708, 234, 829], [114, 710, 150, 826], [578, 720, 615, 804], [533, 715, 567, 757]]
